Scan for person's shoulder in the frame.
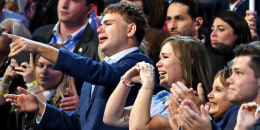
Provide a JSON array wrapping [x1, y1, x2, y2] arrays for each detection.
[[123, 50, 152, 63], [32, 24, 55, 42]]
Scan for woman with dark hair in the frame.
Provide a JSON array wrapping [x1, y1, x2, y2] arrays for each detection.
[[208, 11, 252, 80], [103, 36, 211, 129], [210, 11, 252, 61]]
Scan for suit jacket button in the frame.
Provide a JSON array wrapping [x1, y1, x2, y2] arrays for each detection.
[[85, 120, 89, 123]]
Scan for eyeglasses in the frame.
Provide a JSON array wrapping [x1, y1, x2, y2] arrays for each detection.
[[0, 27, 8, 36]]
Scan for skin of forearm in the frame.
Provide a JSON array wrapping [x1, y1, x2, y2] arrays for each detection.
[[104, 81, 132, 127], [129, 83, 154, 129], [35, 42, 59, 64]]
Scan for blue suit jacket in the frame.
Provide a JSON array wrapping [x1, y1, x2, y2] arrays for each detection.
[[39, 48, 153, 129]]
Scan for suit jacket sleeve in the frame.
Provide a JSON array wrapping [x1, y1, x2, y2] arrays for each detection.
[[39, 104, 81, 129], [54, 48, 153, 88]]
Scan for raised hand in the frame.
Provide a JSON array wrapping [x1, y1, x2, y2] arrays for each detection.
[[245, 10, 259, 40], [122, 61, 155, 85], [2, 59, 19, 84], [235, 102, 260, 130], [170, 82, 205, 109], [59, 88, 80, 112], [14, 53, 35, 83], [2, 33, 41, 57], [137, 62, 155, 86], [176, 100, 211, 130], [4, 87, 45, 115]]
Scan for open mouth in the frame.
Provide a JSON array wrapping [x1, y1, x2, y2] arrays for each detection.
[[99, 36, 108, 43], [158, 71, 166, 79]]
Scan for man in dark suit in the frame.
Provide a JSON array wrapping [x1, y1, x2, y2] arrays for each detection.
[[4, 2, 153, 130], [32, 0, 100, 98], [217, 43, 260, 130]]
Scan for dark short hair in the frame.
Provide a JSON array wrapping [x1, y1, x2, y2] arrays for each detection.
[[170, 0, 206, 37], [103, 2, 148, 45], [171, 0, 205, 21], [234, 44, 260, 78]]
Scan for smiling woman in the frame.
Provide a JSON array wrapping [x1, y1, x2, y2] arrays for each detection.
[[208, 67, 234, 121]]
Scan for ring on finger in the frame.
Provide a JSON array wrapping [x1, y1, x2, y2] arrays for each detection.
[[178, 98, 182, 104]]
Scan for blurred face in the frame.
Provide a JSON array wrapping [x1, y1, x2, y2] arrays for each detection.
[[35, 57, 63, 91], [0, 27, 11, 54], [58, 0, 89, 25], [156, 42, 183, 90], [121, 0, 143, 10], [208, 76, 233, 118], [227, 56, 260, 105], [97, 13, 130, 57], [166, 3, 195, 37], [210, 18, 237, 52]]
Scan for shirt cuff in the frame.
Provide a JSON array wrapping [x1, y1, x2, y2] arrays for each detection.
[[36, 103, 46, 124]]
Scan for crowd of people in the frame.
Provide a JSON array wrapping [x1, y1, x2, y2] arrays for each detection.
[[0, 0, 260, 130]]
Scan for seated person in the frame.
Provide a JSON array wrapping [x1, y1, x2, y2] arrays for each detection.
[[0, 44, 78, 129]]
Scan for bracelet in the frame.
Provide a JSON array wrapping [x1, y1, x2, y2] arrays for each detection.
[[0, 90, 9, 96], [26, 80, 38, 89], [121, 76, 134, 87]]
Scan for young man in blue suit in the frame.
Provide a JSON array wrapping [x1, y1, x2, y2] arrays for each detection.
[[4, 2, 153, 130]]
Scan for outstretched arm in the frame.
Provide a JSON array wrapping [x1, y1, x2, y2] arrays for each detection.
[[3, 33, 59, 64]]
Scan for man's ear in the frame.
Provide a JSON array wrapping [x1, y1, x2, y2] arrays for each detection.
[[194, 17, 203, 30], [127, 23, 137, 37], [257, 77, 260, 88], [87, 4, 96, 16]]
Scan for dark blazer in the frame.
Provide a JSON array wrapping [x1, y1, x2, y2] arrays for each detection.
[[39, 49, 153, 130], [32, 23, 100, 94], [32, 23, 100, 60]]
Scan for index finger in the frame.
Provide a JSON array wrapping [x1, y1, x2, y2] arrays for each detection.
[[4, 94, 18, 100], [29, 53, 34, 66], [2, 33, 20, 40]]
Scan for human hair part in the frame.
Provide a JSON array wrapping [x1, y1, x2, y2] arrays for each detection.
[[103, 2, 148, 44], [234, 44, 260, 78], [171, 0, 206, 38], [214, 67, 232, 88], [214, 11, 252, 48], [34, 44, 77, 107], [160, 36, 211, 96], [172, 0, 205, 21]]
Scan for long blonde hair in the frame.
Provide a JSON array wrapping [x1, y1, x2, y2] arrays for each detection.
[[34, 44, 77, 107]]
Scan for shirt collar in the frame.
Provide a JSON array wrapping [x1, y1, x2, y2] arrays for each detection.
[[103, 47, 139, 64], [52, 21, 88, 44], [42, 89, 56, 101]]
